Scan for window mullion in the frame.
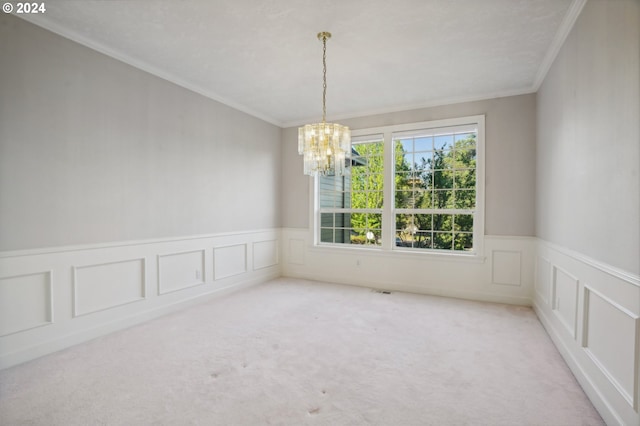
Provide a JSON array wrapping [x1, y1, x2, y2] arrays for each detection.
[[381, 131, 394, 251]]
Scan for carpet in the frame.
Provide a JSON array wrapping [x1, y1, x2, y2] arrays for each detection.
[[0, 278, 604, 425]]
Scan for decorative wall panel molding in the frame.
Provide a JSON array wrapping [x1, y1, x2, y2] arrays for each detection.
[[491, 250, 521, 286], [0, 229, 280, 370], [551, 265, 579, 339], [73, 258, 146, 316], [534, 239, 640, 426], [213, 244, 247, 280], [582, 285, 639, 409], [0, 271, 52, 337], [253, 240, 278, 270], [281, 230, 536, 307], [158, 250, 205, 294], [535, 256, 551, 305]]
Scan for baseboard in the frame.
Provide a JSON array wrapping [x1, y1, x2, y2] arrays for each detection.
[[285, 270, 532, 306], [534, 302, 624, 426]]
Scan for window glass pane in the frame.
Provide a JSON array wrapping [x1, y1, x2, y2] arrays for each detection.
[[454, 149, 476, 166], [351, 141, 384, 210], [368, 213, 382, 230], [414, 214, 433, 231], [416, 191, 434, 209], [454, 233, 473, 251], [396, 214, 412, 230], [399, 139, 413, 153], [455, 132, 474, 142], [433, 170, 453, 189], [413, 232, 433, 249], [395, 190, 413, 209], [414, 137, 432, 152], [417, 173, 433, 191], [334, 213, 350, 228], [433, 190, 453, 208], [320, 228, 334, 243], [318, 175, 337, 190], [320, 213, 333, 227], [366, 191, 384, 209], [350, 213, 365, 228], [413, 153, 432, 172], [350, 228, 381, 246], [395, 172, 413, 188], [434, 134, 454, 151], [331, 228, 349, 244], [453, 170, 475, 189], [434, 232, 453, 250], [349, 228, 364, 244], [395, 231, 409, 248], [454, 190, 476, 209], [453, 214, 474, 232], [433, 214, 452, 231], [318, 192, 334, 208]]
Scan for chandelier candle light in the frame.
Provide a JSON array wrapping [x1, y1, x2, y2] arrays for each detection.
[[298, 32, 351, 177]]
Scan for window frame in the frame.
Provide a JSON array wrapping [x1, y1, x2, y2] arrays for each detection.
[[311, 115, 485, 259]]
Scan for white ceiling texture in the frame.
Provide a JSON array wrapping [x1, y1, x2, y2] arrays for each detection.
[[17, 0, 584, 127]]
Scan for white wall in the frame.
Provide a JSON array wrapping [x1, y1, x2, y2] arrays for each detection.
[[534, 1, 640, 425], [0, 15, 282, 251], [536, 0, 639, 275]]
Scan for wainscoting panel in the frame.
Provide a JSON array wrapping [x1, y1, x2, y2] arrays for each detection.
[[0, 271, 52, 336], [158, 250, 205, 294], [535, 256, 551, 305], [253, 240, 278, 270], [214, 244, 246, 280], [552, 266, 579, 339], [535, 240, 640, 426], [491, 250, 521, 286], [73, 258, 146, 317], [0, 229, 280, 369], [281, 229, 536, 306], [583, 286, 638, 409]]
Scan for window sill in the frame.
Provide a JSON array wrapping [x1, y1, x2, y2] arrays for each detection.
[[308, 243, 486, 264]]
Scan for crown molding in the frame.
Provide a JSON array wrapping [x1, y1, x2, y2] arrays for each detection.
[[14, 0, 586, 131], [532, 0, 587, 91], [282, 87, 536, 128], [13, 14, 284, 127]]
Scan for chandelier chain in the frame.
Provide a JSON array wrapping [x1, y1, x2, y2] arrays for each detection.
[[322, 34, 327, 123], [298, 31, 350, 177]]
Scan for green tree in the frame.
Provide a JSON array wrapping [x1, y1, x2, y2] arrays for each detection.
[[347, 134, 476, 250], [350, 141, 411, 244]]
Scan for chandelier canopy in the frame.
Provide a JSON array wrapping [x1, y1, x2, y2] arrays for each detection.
[[298, 32, 351, 177]]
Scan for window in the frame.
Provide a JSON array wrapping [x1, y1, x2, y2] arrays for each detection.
[[314, 115, 484, 256], [319, 135, 384, 246]]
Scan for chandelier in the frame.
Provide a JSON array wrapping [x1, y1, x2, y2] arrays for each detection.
[[298, 32, 351, 177]]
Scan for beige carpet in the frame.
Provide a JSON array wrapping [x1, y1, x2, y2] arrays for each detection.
[[0, 278, 603, 425]]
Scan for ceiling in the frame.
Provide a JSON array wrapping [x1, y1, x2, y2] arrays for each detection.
[[18, 0, 583, 127]]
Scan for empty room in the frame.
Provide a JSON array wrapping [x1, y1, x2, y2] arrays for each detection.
[[0, 0, 638, 424]]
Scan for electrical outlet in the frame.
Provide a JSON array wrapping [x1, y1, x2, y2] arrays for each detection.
[[195, 269, 202, 280]]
